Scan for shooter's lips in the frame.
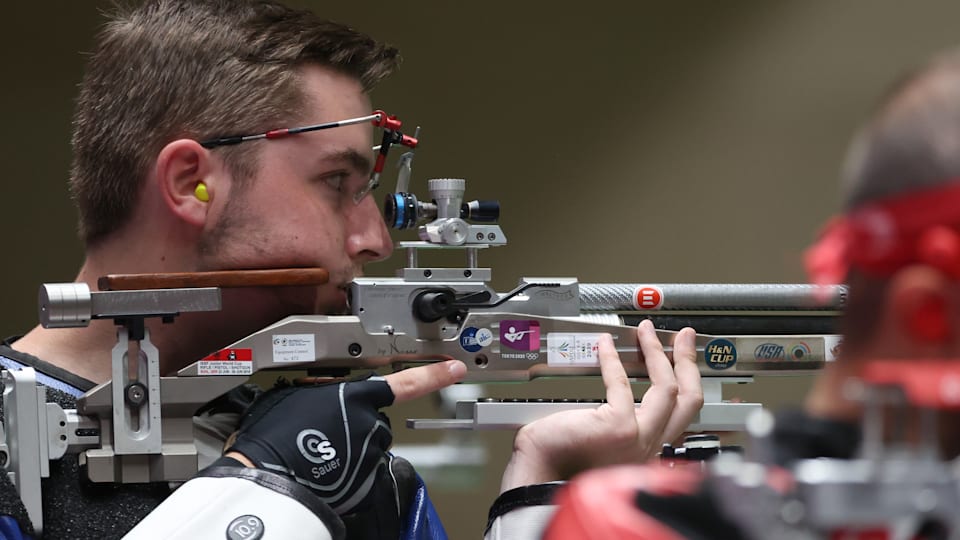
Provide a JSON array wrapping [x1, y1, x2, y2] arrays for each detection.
[[331, 284, 351, 315]]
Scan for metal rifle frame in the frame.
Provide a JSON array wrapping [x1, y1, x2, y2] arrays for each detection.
[[0, 132, 843, 534]]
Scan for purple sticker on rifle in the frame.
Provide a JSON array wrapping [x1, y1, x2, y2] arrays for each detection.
[[500, 320, 541, 351]]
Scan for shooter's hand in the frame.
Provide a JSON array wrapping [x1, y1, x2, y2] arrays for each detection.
[[499, 320, 702, 492], [224, 360, 466, 514]]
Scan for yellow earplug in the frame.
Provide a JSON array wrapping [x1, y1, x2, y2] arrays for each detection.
[[194, 182, 210, 202]]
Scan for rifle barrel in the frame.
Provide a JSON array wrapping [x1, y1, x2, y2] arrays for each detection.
[[579, 283, 845, 312]]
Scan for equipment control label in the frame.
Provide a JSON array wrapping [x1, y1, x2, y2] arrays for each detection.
[[547, 333, 603, 366], [198, 348, 253, 375], [272, 334, 316, 363]]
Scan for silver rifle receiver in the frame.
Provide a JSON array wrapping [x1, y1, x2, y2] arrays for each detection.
[[179, 175, 844, 433], [3, 139, 843, 531]]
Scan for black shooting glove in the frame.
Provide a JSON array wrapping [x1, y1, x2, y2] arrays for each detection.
[[227, 374, 401, 516]]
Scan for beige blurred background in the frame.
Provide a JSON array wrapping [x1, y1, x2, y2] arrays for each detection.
[[3, 1, 960, 537]]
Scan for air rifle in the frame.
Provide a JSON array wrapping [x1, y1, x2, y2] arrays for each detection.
[[1, 121, 842, 533]]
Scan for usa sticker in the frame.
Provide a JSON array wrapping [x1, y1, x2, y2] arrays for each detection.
[[753, 343, 785, 361], [272, 334, 316, 363], [705, 338, 736, 370], [547, 333, 603, 366], [632, 286, 664, 310], [460, 327, 494, 353], [198, 348, 253, 375]]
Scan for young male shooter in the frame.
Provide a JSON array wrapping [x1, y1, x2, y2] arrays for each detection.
[[2, 1, 703, 538]]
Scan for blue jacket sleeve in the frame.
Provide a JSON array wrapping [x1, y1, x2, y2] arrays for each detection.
[[400, 474, 448, 540], [0, 516, 29, 540]]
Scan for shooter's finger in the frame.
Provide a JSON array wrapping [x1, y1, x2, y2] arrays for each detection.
[[597, 333, 635, 413], [386, 360, 467, 403], [634, 320, 679, 438], [660, 327, 704, 442]]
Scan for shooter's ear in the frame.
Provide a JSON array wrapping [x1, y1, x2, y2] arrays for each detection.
[[155, 139, 218, 228]]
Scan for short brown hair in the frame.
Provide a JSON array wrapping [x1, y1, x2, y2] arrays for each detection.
[[840, 49, 960, 211], [70, 0, 400, 246]]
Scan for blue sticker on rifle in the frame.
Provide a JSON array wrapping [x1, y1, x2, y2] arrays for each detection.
[[705, 338, 736, 370], [460, 327, 493, 353]]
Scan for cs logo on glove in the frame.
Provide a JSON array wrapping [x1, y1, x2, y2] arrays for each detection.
[[298, 429, 342, 480], [297, 429, 338, 463]]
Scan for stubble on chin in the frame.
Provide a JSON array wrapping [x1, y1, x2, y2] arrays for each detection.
[[196, 188, 359, 317]]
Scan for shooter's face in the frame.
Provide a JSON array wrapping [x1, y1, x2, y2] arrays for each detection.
[[198, 64, 393, 320]]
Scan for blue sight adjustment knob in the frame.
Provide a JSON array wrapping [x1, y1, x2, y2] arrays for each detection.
[[384, 192, 420, 230]]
